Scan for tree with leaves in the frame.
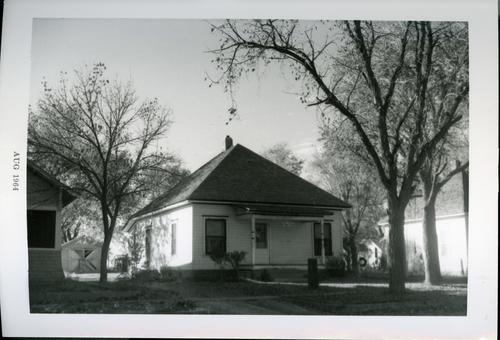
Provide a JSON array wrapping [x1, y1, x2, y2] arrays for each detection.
[[418, 120, 468, 284], [312, 136, 384, 274], [29, 63, 181, 282], [209, 20, 468, 293], [60, 198, 102, 243], [262, 142, 304, 176]]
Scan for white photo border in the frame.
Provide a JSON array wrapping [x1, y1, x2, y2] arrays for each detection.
[[0, 0, 497, 338]]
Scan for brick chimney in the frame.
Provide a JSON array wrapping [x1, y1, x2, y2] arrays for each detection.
[[225, 135, 233, 150]]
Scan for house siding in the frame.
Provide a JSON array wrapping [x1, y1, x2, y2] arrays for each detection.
[[191, 203, 344, 269], [28, 249, 65, 281], [191, 203, 251, 270], [268, 220, 312, 264], [27, 169, 64, 281], [381, 213, 468, 276], [27, 169, 60, 208], [132, 204, 193, 270], [403, 214, 468, 276]]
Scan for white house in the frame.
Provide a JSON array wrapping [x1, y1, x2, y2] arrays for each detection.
[[379, 213, 468, 276], [124, 137, 350, 275], [27, 161, 76, 281]]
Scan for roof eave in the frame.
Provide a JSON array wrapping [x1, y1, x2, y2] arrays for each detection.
[[27, 161, 78, 206], [189, 199, 350, 210], [123, 200, 191, 232]]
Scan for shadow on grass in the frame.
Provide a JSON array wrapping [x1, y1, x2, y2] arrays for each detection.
[[278, 284, 467, 315], [29, 278, 195, 314], [29, 276, 467, 315]]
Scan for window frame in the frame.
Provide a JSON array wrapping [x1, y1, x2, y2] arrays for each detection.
[[27, 209, 57, 249], [313, 222, 333, 256], [255, 222, 268, 249], [204, 217, 227, 256]]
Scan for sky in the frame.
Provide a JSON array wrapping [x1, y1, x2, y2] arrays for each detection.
[[30, 19, 325, 172]]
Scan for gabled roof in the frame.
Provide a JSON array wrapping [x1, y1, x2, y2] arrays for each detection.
[[61, 235, 103, 249], [132, 144, 350, 218], [27, 160, 77, 207]]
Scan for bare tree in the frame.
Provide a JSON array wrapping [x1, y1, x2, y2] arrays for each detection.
[[209, 20, 468, 293], [29, 63, 176, 282], [262, 142, 304, 175]]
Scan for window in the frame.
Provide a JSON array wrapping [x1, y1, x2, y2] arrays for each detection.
[[313, 222, 332, 256], [255, 222, 268, 248], [145, 227, 152, 268], [27, 210, 56, 248], [171, 223, 177, 256], [205, 218, 226, 255]]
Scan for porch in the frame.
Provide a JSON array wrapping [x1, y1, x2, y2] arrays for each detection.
[[234, 204, 343, 268]]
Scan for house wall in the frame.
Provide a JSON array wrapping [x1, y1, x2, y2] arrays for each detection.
[[191, 203, 344, 269], [268, 220, 312, 264], [132, 205, 193, 270], [27, 169, 64, 281], [391, 213, 468, 276], [191, 203, 252, 270]]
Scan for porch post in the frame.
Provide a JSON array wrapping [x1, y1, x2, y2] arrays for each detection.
[[321, 218, 326, 265], [251, 215, 256, 267]]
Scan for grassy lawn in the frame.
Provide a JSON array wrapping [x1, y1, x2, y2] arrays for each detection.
[[29, 279, 195, 313], [29, 277, 467, 315]]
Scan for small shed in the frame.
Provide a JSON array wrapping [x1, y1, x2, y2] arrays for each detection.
[[61, 236, 102, 274]]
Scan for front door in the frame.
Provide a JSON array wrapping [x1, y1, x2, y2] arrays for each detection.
[[255, 222, 270, 264]]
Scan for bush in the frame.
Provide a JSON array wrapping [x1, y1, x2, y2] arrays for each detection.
[[209, 249, 227, 281], [259, 269, 274, 282], [131, 269, 161, 282], [159, 266, 180, 282], [209, 250, 247, 281], [326, 255, 346, 277], [224, 251, 246, 280]]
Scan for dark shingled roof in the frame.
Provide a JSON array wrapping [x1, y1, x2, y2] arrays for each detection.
[[132, 144, 350, 218]]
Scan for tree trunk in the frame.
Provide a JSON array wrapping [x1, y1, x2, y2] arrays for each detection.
[[422, 191, 442, 285], [99, 234, 112, 283], [387, 202, 407, 295], [99, 201, 114, 283], [349, 238, 359, 275]]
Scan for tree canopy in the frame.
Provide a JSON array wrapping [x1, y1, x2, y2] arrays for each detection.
[[209, 19, 469, 293], [28, 63, 185, 282], [262, 142, 304, 176]]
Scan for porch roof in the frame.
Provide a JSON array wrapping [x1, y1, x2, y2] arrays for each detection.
[[234, 204, 337, 218]]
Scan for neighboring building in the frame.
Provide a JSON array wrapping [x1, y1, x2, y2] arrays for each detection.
[[124, 137, 350, 274], [379, 173, 468, 277], [61, 235, 102, 274], [27, 161, 76, 281]]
